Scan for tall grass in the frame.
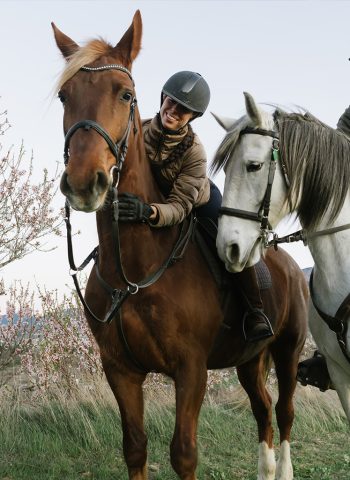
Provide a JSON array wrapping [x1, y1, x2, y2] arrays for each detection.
[[0, 375, 348, 480]]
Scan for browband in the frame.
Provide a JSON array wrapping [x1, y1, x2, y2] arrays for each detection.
[[240, 126, 279, 139]]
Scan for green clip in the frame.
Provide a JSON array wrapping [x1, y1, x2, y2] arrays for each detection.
[[272, 149, 279, 162]]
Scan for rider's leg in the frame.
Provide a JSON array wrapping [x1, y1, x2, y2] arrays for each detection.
[[234, 266, 274, 342], [195, 180, 222, 219]]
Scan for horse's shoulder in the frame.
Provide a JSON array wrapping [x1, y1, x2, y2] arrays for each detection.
[[264, 247, 305, 280]]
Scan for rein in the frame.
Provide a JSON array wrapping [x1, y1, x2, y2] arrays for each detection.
[[64, 197, 194, 324], [270, 222, 350, 249]]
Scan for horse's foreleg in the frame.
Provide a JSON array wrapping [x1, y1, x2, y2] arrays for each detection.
[[102, 360, 148, 480], [237, 356, 276, 480], [271, 344, 299, 480], [171, 359, 207, 480]]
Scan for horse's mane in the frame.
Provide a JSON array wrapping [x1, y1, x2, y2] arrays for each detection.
[[55, 38, 114, 93], [276, 110, 350, 230], [211, 109, 350, 231]]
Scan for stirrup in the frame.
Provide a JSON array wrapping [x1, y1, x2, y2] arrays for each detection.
[[242, 308, 274, 342], [297, 350, 334, 392]]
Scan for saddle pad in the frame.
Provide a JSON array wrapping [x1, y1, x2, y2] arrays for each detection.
[[255, 259, 272, 290]]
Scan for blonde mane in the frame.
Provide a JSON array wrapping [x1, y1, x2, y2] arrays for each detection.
[[55, 38, 114, 93]]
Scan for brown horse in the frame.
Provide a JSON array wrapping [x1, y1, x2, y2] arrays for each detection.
[[52, 11, 308, 480]]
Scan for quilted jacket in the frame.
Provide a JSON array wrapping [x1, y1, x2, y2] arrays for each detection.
[[142, 115, 210, 227]]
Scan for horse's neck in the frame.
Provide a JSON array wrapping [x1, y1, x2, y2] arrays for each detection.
[[119, 121, 162, 202], [95, 130, 177, 279], [308, 195, 350, 315]]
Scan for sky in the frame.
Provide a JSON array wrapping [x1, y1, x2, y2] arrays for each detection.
[[1, 0, 350, 311]]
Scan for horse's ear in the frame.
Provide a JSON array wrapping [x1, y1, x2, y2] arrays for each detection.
[[51, 22, 79, 59], [211, 112, 237, 132], [114, 10, 142, 65], [243, 92, 262, 126]]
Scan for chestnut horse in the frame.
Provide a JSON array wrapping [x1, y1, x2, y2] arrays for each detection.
[[52, 11, 308, 480]]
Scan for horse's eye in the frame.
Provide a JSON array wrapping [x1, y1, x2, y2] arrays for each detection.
[[122, 92, 133, 102], [247, 162, 263, 173], [58, 91, 66, 104]]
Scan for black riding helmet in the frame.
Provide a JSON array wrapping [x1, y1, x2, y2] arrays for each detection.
[[161, 71, 210, 117]]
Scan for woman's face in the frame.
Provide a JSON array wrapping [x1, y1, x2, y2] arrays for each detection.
[[160, 96, 194, 131]]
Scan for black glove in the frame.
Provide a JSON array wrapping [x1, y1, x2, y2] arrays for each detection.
[[117, 192, 153, 223]]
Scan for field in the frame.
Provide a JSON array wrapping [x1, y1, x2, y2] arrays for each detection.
[[1, 370, 348, 480]]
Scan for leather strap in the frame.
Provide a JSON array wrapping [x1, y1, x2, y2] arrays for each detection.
[[218, 206, 261, 223], [309, 270, 350, 364], [240, 126, 279, 138], [64, 196, 195, 322]]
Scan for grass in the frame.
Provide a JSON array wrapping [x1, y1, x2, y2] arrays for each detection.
[[0, 377, 349, 480]]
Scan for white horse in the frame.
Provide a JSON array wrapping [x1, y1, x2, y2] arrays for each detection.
[[212, 92, 350, 465]]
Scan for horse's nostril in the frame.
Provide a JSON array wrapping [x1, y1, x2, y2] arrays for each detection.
[[227, 243, 239, 264], [95, 171, 108, 193], [60, 172, 70, 195]]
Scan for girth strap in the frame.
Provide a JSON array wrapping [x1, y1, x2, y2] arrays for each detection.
[[309, 270, 350, 364]]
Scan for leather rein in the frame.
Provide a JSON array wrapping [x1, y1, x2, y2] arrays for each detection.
[[63, 64, 193, 335], [218, 124, 350, 362]]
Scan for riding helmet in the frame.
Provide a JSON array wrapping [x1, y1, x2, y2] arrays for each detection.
[[161, 71, 210, 116]]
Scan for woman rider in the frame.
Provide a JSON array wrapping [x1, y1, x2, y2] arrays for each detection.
[[118, 71, 273, 343]]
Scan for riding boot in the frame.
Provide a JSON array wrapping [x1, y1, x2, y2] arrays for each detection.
[[235, 266, 274, 342], [297, 350, 334, 392]]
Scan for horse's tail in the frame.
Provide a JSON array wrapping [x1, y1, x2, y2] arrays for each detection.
[[262, 350, 273, 384]]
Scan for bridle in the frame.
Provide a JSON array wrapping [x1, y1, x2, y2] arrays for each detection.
[[63, 64, 137, 177], [218, 126, 290, 248], [218, 125, 350, 249], [62, 64, 194, 371]]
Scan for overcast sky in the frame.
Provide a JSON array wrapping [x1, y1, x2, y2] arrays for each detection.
[[1, 0, 349, 310]]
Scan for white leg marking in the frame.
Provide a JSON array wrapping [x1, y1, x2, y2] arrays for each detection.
[[258, 441, 276, 480], [276, 440, 293, 480]]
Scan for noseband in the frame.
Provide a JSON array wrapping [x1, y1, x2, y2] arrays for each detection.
[[63, 64, 137, 178], [218, 126, 290, 247]]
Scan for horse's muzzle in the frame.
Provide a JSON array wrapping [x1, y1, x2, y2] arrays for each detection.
[[60, 170, 109, 212]]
